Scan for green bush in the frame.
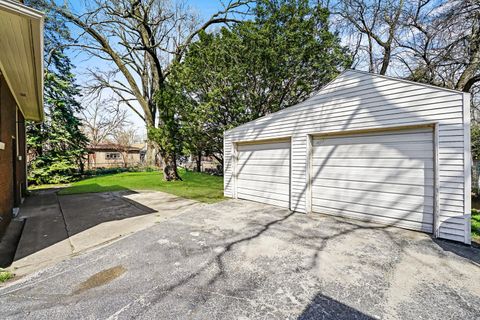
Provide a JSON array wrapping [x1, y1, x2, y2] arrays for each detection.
[[28, 156, 79, 185], [0, 269, 13, 283]]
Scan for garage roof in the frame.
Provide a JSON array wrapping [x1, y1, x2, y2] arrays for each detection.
[[225, 69, 464, 134], [0, 0, 44, 122]]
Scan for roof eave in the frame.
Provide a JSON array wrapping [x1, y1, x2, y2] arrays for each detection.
[[0, 0, 44, 122]]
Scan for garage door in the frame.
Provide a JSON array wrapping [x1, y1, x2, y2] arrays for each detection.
[[311, 127, 434, 232], [236, 140, 290, 208]]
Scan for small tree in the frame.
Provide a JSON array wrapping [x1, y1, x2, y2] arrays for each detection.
[[112, 127, 138, 168], [81, 98, 130, 147], [171, 0, 350, 165]]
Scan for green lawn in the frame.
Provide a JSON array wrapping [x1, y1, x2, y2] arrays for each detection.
[[57, 169, 224, 203], [472, 209, 480, 243], [0, 269, 13, 283]]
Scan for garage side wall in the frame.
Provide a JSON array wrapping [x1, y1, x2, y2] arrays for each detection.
[[224, 70, 469, 243]]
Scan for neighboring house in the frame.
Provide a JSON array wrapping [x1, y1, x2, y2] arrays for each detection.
[[224, 70, 471, 244], [0, 1, 44, 235], [86, 143, 144, 169]]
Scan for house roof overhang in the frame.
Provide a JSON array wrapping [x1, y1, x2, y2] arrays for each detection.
[[0, 0, 44, 122]]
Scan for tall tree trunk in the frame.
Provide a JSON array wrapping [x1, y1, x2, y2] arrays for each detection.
[[161, 150, 182, 181], [145, 140, 155, 166], [196, 151, 202, 172]]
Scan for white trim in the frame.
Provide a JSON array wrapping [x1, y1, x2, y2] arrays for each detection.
[[225, 70, 462, 135], [346, 69, 464, 95], [463, 92, 472, 245], [433, 123, 440, 238], [289, 138, 292, 211], [232, 136, 292, 145], [305, 134, 313, 213], [0, 0, 44, 20], [308, 121, 436, 138], [232, 142, 238, 199]]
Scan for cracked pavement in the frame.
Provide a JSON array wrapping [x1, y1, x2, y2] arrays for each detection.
[[1, 199, 479, 319]]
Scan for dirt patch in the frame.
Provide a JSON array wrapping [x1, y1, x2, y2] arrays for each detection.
[[73, 265, 126, 294]]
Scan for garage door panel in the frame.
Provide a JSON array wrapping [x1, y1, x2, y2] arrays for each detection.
[[239, 193, 288, 208], [312, 180, 434, 197], [312, 144, 432, 159], [238, 174, 290, 185], [313, 131, 433, 146], [312, 172, 433, 186], [312, 193, 434, 214], [237, 141, 290, 208], [312, 166, 434, 179], [237, 158, 290, 166], [312, 186, 434, 208], [312, 127, 434, 232], [312, 200, 433, 224], [313, 205, 433, 233], [238, 166, 289, 177], [238, 181, 289, 194], [312, 158, 434, 169], [238, 142, 290, 152], [237, 187, 289, 202], [238, 151, 290, 161]]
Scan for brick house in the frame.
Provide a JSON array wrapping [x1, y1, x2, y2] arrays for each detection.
[[0, 1, 44, 236]]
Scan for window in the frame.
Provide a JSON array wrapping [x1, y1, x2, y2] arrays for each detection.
[[106, 152, 120, 160]]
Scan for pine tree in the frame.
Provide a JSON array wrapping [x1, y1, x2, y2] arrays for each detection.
[[26, 0, 88, 184]]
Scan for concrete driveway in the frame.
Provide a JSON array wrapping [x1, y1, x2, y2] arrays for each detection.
[[10, 189, 198, 276], [1, 199, 479, 319]]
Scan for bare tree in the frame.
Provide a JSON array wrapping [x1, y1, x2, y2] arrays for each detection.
[[111, 126, 139, 167], [50, 0, 252, 180], [396, 0, 480, 93], [331, 0, 405, 75], [81, 97, 131, 146]]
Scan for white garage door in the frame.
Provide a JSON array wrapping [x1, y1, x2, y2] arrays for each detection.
[[311, 127, 434, 232], [236, 140, 290, 208]]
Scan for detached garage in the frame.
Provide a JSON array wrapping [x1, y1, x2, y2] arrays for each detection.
[[224, 70, 471, 244]]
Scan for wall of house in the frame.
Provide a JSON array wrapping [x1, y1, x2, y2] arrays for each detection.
[[0, 75, 26, 235], [224, 70, 470, 244]]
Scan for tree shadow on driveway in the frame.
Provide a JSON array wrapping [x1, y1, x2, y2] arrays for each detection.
[[12, 185, 195, 263], [298, 292, 375, 320]]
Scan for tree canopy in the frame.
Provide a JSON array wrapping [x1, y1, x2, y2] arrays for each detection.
[[26, 0, 88, 184], [171, 0, 351, 163]]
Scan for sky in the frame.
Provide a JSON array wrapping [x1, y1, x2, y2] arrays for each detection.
[[67, 0, 229, 139]]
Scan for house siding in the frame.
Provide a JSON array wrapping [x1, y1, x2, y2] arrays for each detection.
[[0, 75, 27, 236], [224, 70, 470, 244]]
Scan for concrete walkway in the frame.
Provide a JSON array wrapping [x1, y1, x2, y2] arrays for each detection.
[[9, 189, 198, 277], [1, 199, 479, 319]]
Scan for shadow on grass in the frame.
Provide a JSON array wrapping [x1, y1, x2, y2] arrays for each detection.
[[55, 170, 224, 204], [58, 183, 130, 195]]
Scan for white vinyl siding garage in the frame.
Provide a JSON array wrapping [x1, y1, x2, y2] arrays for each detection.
[[236, 140, 291, 208], [224, 70, 471, 244], [311, 128, 434, 232]]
